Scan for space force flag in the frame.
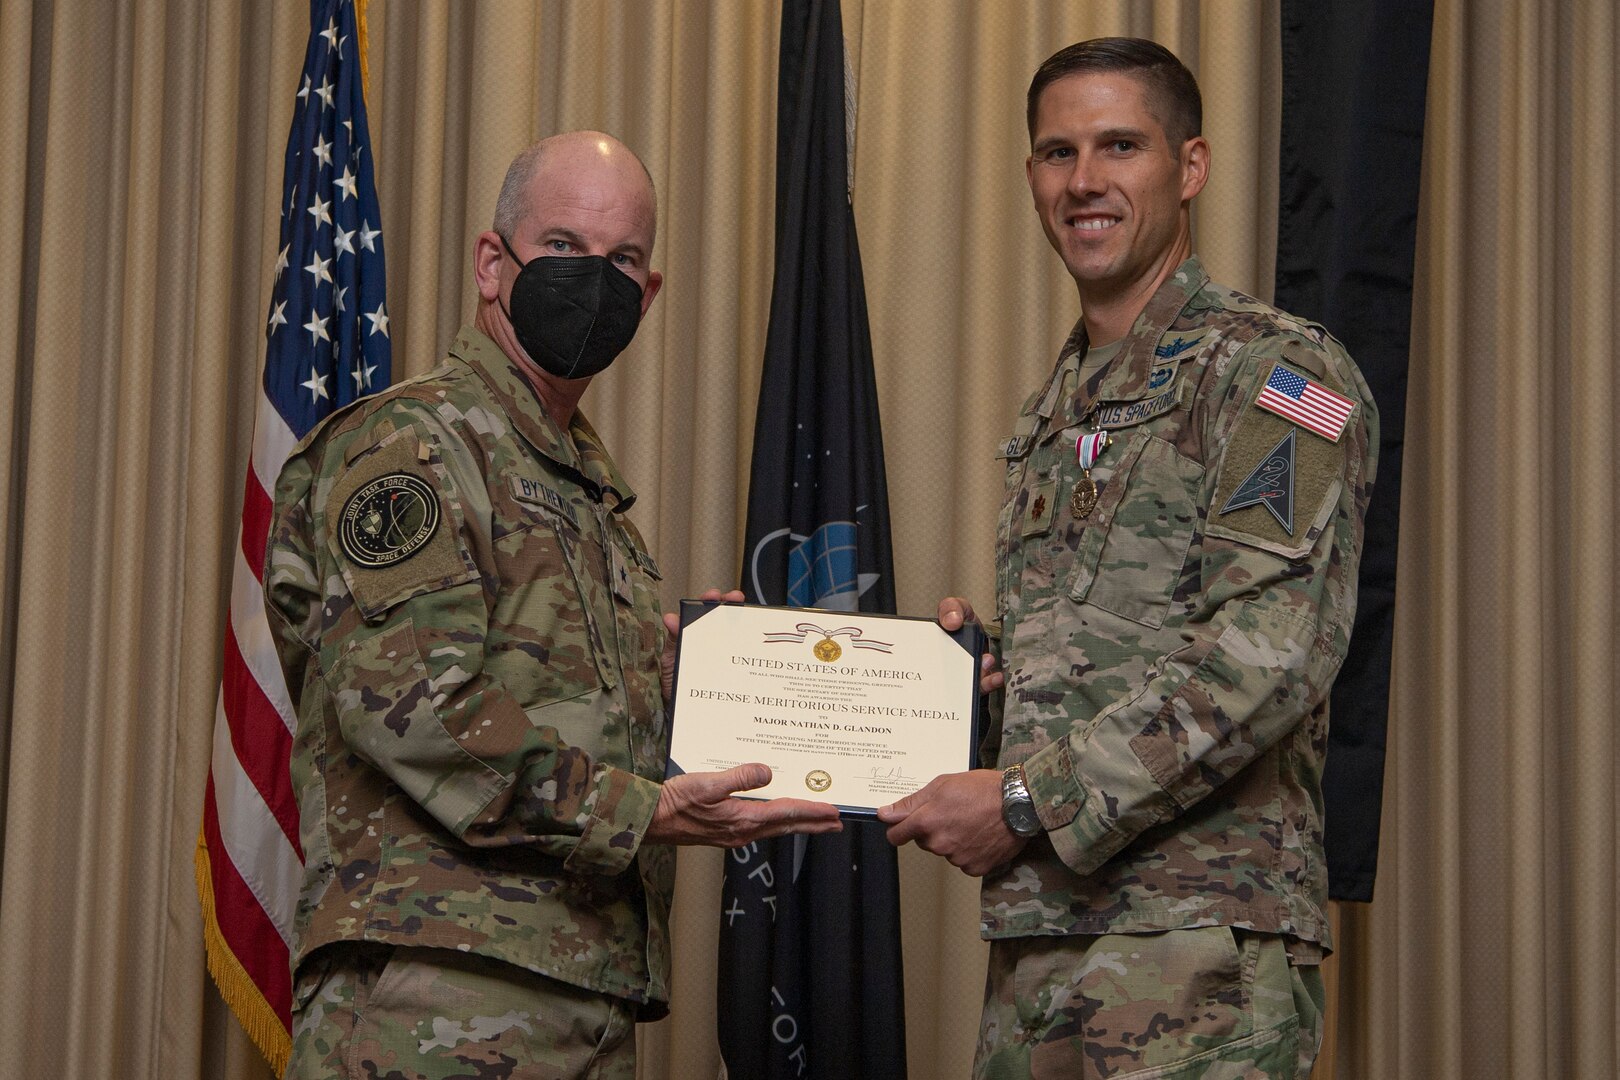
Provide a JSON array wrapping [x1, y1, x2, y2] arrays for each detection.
[[717, 1, 908, 1077]]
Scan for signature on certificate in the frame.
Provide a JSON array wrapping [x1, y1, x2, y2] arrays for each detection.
[[866, 765, 913, 781]]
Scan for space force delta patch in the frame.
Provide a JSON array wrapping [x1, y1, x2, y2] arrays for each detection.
[[1211, 378, 1344, 556], [1221, 429, 1296, 532]]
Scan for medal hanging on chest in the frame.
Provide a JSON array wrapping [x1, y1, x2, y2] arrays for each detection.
[[1071, 430, 1112, 518]]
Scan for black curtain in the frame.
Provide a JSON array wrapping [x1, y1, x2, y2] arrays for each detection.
[[1275, 0, 1435, 902]]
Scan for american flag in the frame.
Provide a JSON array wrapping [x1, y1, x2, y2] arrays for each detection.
[[195, 0, 389, 1070], [1256, 363, 1354, 442]]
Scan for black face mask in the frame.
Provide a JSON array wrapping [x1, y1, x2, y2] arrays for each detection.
[[500, 235, 645, 380]]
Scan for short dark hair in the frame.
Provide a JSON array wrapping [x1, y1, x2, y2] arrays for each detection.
[[1027, 38, 1202, 149]]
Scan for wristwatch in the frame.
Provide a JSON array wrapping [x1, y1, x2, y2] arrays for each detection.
[[1000, 764, 1041, 838]]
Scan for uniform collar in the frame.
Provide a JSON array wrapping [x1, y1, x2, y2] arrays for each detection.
[[1040, 256, 1212, 427], [448, 326, 638, 512]]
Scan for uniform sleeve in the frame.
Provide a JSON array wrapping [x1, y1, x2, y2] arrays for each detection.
[[264, 401, 659, 876], [1019, 333, 1378, 878]]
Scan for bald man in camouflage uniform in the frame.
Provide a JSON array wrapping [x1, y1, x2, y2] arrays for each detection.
[[265, 132, 840, 1080], [879, 41, 1377, 1079]]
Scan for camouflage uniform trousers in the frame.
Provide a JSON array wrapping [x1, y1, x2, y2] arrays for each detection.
[[287, 943, 636, 1080], [974, 927, 1325, 1079]]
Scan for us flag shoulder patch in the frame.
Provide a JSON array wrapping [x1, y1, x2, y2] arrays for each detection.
[[1255, 363, 1355, 442]]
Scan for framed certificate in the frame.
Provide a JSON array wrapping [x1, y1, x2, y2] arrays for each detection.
[[666, 601, 985, 818]]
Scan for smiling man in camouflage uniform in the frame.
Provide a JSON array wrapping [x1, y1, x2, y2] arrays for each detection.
[[878, 40, 1377, 1079], [264, 132, 841, 1080]]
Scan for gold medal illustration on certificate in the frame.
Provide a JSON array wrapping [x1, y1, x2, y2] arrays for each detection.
[[1071, 430, 1111, 518]]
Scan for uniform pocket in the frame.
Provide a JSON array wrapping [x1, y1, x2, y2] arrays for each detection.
[[488, 509, 612, 704], [1069, 435, 1201, 629], [1057, 927, 1251, 1080]]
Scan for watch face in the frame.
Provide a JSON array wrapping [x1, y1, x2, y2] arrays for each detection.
[[1004, 801, 1041, 837], [1001, 765, 1041, 836]]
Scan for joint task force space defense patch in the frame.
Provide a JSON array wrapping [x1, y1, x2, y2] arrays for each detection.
[[322, 428, 479, 619], [339, 472, 441, 567]]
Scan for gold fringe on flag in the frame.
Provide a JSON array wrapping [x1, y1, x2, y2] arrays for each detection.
[[194, 827, 293, 1075]]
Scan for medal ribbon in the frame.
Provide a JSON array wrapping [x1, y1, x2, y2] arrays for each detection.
[[1077, 431, 1111, 471], [759, 622, 896, 652]]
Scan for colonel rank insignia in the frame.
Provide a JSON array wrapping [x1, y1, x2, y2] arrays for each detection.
[[339, 472, 441, 567], [1220, 429, 1296, 532]]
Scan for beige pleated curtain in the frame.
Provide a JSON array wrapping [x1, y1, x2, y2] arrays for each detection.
[[0, 2, 1613, 1078]]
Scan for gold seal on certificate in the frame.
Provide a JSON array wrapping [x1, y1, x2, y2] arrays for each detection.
[[667, 602, 985, 818]]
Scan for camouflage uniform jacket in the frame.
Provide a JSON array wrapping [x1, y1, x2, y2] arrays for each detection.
[[264, 326, 674, 1012], [982, 257, 1377, 951]]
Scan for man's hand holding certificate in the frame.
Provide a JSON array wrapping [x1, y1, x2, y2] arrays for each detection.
[[646, 589, 844, 847], [667, 600, 985, 818]]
